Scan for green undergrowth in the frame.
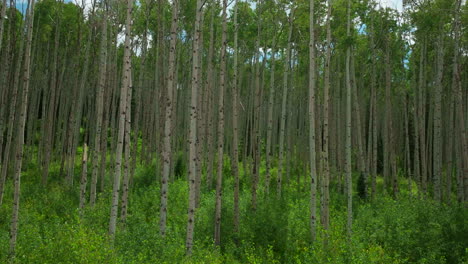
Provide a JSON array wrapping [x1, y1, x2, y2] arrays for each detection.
[[0, 157, 466, 263]]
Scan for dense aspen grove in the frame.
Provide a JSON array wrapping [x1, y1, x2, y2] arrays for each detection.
[[0, 0, 467, 262]]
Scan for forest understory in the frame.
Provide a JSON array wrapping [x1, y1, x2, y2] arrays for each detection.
[[0, 150, 466, 263]]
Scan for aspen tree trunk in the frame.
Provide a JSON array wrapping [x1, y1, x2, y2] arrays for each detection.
[[451, 0, 467, 203], [214, 0, 227, 246], [351, 55, 366, 196], [132, 13, 149, 180], [10, 0, 35, 255], [278, 10, 293, 198], [186, 0, 203, 255], [384, 35, 398, 196], [0, 1, 13, 165], [412, 70, 421, 191], [73, 10, 94, 206], [100, 26, 118, 191], [79, 143, 88, 212], [91, 4, 108, 205], [109, 0, 133, 240], [42, 2, 62, 185], [0, 24, 24, 205], [251, 0, 262, 209], [195, 12, 204, 208], [433, 34, 444, 202], [160, 0, 178, 237], [308, 0, 318, 242], [120, 73, 133, 223], [368, 20, 378, 197], [156, 0, 165, 162], [321, 0, 331, 232], [345, 0, 352, 237], [205, 8, 215, 189], [403, 93, 412, 195], [418, 41, 428, 194], [231, 0, 240, 234], [445, 75, 454, 204], [98, 77, 111, 192], [265, 43, 276, 195], [66, 14, 92, 184]]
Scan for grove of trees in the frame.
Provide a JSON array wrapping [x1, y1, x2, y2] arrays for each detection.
[[0, 0, 467, 262]]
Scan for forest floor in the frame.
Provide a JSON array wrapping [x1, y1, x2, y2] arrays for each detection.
[[0, 151, 467, 263]]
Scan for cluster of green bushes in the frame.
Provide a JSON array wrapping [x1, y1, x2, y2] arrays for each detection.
[[0, 158, 466, 263]]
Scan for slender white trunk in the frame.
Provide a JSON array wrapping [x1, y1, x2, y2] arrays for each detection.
[[186, 0, 203, 255], [109, 0, 133, 240], [214, 0, 227, 246], [9, 0, 35, 256], [308, 0, 317, 242], [345, 0, 352, 237]]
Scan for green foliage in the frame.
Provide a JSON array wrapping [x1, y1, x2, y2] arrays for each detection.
[[0, 157, 466, 263]]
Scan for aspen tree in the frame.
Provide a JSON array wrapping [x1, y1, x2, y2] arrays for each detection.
[[214, 0, 227, 246], [186, 0, 203, 255], [0, 14, 24, 205], [345, 0, 352, 237], [308, 0, 318, 242], [160, 0, 178, 237], [265, 42, 276, 194], [231, 0, 240, 234], [278, 9, 293, 198], [321, 0, 332, 231], [418, 41, 428, 194], [79, 143, 88, 212], [205, 7, 215, 189], [109, 0, 133, 240], [91, 0, 108, 205], [451, 0, 467, 202], [42, 0, 63, 185], [120, 73, 133, 223], [10, 0, 35, 255], [433, 33, 444, 202]]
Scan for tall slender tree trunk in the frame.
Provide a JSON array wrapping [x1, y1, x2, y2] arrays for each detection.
[[42, 2, 62, 185], [418, 41, 427, 194], [109, 0, 133, 240], [120, 73, 133, 223], [205, 8, 215, 189], [433, 33, 444, 202], [194, 11, 204, 208], [79, 143, 88, 212], [160, 0, 178, 237], [321, 0, 331, 232], [231, 0, 240, 234], [413, 81, 421, 191], [351, 54, 366, 197], [345, 0, 352, 237], [308, 0, 318, 242], [9, 0, 35, 256], [404, 94, 412, 195], [186, 0, 203, 255], [265, 43, 276, 195], [451, 0, 467, 203], [0, 17, 24, 205], [91, 4, 108, 205], [251, 0, 263, 210], [214, 0, 227, 246], [278, 10, 293, 198]]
